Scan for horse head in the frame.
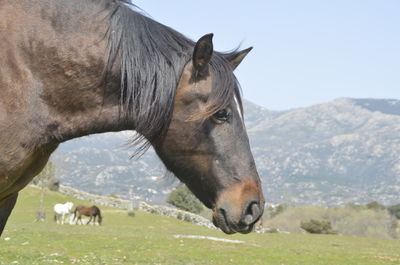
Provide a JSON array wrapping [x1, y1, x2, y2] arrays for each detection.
[[66, 202, 74, 212], [154, 34, 265, 234]]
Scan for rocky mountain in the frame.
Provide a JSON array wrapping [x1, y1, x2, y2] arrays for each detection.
[[50, 98, 400, 206]]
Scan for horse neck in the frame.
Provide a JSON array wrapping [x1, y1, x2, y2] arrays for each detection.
[[20, 2, 136, 145]]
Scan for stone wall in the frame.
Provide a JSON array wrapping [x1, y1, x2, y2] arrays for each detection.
[[54, 185, 216, 230], [138, 201, 216, 230]]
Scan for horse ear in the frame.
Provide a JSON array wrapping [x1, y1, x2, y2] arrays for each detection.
[[227, 47, 253, 70], [192, 33, 214, 74]]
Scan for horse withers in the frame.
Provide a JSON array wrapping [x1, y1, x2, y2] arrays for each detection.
[[0, 0, 264, 235], [73, 205, 102, 226], [54, 202, 74, 225]]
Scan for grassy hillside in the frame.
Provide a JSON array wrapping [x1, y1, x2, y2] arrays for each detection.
[[1, 187, 399, 265]]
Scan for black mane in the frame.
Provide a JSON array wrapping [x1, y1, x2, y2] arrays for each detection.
[[104, 1, 242, 152]]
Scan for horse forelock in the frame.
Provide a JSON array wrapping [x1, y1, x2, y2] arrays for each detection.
[[103, 1, 243, 154]]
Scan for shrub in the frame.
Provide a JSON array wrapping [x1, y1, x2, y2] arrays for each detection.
[[183, 214, 192, 222], [272, 204, 287, 217], [301, 219, 337, 234], [264, 205, 394, 238], [176, 212, 183, 220], [127, 211, 135, 217], [366, 201, 385, 211], [346, 202, 365, 211], [167, 185, 203, 214], [388, 204, 400, 220], [264, 204, 288, 219]]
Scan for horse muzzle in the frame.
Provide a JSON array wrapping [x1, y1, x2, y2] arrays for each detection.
[[212, 180, 264, 234]]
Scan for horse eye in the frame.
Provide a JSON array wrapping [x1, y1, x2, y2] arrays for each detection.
[[212, 109, 229, 124]]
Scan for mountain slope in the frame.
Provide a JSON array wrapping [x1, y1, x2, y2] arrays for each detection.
[[51, 98, 400, 206], [248, 98, 400, 205]]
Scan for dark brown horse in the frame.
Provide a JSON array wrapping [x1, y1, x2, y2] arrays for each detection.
[[0, 0, 264, 235], [73, 205, 102, 225]]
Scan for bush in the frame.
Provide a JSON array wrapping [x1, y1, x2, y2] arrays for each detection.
[[264, 204, 288, 219], [167, 185, 203, 214], [366, 201, 385, 211], [346, 202, 365, 211], [272, 204, 288, 217], [301, 219, 337, 234], [176, 212, 183, 220], [388, 204, 400, 219], [127, 211, 135, 217], [264, 205, 394, 238]]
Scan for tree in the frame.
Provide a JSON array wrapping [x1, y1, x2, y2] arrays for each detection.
[[32, 161, 58, 221], [167, 185, 203, 214], [31, 161, 59, 191], [300, 219, 337, 234]]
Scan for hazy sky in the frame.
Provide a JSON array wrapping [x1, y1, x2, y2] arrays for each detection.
[[134, 0, 400, 110]]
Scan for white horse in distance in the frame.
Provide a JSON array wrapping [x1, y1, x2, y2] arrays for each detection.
[[54, 202, 74, 225]]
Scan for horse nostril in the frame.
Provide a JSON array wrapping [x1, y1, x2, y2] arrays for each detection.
[[243, 201, 261, 226], [243, 214, 253, 225]]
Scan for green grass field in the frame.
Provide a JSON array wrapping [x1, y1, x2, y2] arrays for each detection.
[[1, 187, 399, 265]]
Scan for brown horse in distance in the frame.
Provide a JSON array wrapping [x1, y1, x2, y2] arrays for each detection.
[[73, 205, 102, 226]]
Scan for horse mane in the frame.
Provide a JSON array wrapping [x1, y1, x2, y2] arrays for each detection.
[[104, 0, 242, 153]]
